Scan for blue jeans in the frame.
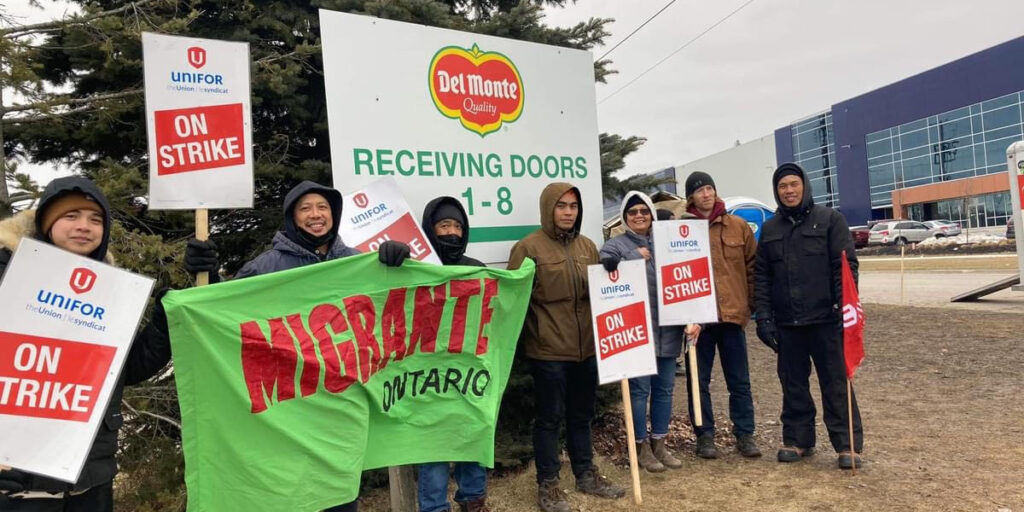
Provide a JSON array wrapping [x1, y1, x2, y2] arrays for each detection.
[[685, 323, 756, 437], [417, 462, 487, 512], [628, 356, 677, 441]]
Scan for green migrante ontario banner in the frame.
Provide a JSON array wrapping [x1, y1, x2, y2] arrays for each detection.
[[163, 254, 535, 511]]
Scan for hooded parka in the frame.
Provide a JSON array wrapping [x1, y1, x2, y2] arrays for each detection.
[[0, 177, 170, 493], [753, 163, 858, 326], [507, 183, 599, 362], [235, 181, 360, 278], [599, 191, 687, 358]]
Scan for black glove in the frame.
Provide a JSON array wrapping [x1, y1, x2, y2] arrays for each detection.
[[600, 256, 620, 272], [378, 240, 410, 267], [756, 319, 778, 353], [184, 238, 220, 281], [0, 468, 29, 496], [151, 288, 170, 333]]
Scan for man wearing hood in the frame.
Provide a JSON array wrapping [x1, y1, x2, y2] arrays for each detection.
[[754, 163, 863, 470], [682, 172, 761, 460], [508, 183, 625, 512], [0, 176, 198, 511], [416, 196, 488, 512], [599, 191, 699, 473], [233, 180, 405, 512]]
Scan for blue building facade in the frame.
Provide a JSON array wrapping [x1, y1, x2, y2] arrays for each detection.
[[775, 36, 1024, 227]]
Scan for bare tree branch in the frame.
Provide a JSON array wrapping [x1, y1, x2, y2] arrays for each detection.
[[1, 89, 142, 115], [1, 0, 157, 38], [122, 398, 181, 430]]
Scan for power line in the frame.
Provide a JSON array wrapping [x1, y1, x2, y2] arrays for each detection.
[[597, 0, 678, 62], [598, 0, 758, 106]]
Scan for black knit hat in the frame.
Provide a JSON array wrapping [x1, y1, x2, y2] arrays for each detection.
[[685, 171, 716, 198]]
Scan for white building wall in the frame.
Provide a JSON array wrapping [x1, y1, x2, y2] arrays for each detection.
[[674, 134, 778, 206]]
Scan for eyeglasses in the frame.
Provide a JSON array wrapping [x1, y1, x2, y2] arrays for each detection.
[[625, 208, 651, 217]]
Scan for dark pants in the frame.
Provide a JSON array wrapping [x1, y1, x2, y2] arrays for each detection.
[[0, 482, 112, 512], [529, 357, 598, 483], [685, 323, 756, 437], [777, 322, 863, 453], [323, 500, 357, 512]]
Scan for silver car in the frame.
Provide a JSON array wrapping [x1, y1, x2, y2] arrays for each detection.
[[868, 220, 932, 246], [923, 219, 962, 238]]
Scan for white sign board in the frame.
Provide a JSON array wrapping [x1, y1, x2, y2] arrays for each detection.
[[321, 10, 603, 264], [0, 239, 153, 482], [588, 260, 657, 384], [143, 32, 254, 209], [1007, 141, 1024, 289], [653, 220, 719, 325], [339, 178, 442, 264]]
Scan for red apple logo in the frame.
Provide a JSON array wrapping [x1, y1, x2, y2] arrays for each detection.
[[70, 268, 97, 294], [428, 44, 524, 137]]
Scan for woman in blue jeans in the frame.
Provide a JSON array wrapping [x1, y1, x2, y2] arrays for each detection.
[[599, 192, 699, 472]]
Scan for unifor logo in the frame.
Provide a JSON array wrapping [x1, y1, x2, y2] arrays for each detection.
[[428, 43, 524, 137], [679, 224, 690, 238], [353, 192, 369, 209], [187, 46, 206, 69], [608, 270, 619, 282], [70, 268, 97, 294]]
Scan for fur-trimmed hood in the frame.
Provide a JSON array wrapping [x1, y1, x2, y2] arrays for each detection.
[[0, 209, 115, 264]]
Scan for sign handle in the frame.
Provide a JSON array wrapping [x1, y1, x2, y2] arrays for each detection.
[[687, 338, 702, 427], [847, 378, 857, 476], [195, 208, 209, 287], [619, 380, 642, 505], [899, 245, 905, 305]]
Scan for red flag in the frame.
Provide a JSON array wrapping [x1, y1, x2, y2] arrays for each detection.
[[841, 251, 865, 378]]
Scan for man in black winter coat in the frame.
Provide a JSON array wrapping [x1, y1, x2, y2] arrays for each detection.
[[0, 176, 214, 511], [417, 196, 490, 512], [753, 163, 864, 470]]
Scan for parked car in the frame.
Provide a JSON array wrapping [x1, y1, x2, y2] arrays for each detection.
[[849, 225, 870, 248], [868, 220, 932, 246], [1008, 217, 1016, 240], [923, 219, 962, 238], [866, 218, 899, 228]]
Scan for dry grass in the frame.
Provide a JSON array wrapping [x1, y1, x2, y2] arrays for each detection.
[[858, 254, 1018, 272], [360, 304, 1024, 511]]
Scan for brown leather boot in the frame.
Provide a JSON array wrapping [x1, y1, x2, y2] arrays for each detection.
[[637, 439, 666, 472], [537, 478, 570, 512], [457, 496, 490, 512], [651, 437, 683, 469]]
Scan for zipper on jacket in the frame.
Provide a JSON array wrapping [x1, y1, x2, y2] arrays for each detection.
[[565, 240, 584, 361]]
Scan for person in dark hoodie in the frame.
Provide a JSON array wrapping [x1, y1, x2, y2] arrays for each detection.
[[230, 180, 405, 512], [507, 183, 625, 512], [753, 163, 863, 470], [417, 196, 488, 512], [0, 176, 208, 511]]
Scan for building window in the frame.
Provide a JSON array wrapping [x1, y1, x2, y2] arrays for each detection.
[[865, 90, 1024, 208], [791, 112, 840, 208]]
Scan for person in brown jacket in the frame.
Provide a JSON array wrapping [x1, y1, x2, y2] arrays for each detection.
[[682, 171, 763, 459], [507, 183, 625, 512]]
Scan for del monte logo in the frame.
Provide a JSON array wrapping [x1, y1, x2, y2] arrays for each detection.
[[428, 43, 524, 137]]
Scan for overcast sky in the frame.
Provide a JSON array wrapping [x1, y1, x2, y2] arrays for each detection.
[[543, 0, 1024, 177], [4, 0, 1024, 185]]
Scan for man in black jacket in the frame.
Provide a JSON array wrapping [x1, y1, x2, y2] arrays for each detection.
[[417, 196, 489, 512], [0, 176, 213, 511], [753, 163, 863, 470]]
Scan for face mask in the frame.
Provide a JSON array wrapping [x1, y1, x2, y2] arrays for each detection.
[[435, 234, 465, 263]]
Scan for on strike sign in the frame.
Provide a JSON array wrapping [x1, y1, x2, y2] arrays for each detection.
[[0, 239, 153, 483], [587, 259, 656, 384], [653, 220, 719, 326], [143, 32, 253, 209], [339, 177, 442, 265]]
